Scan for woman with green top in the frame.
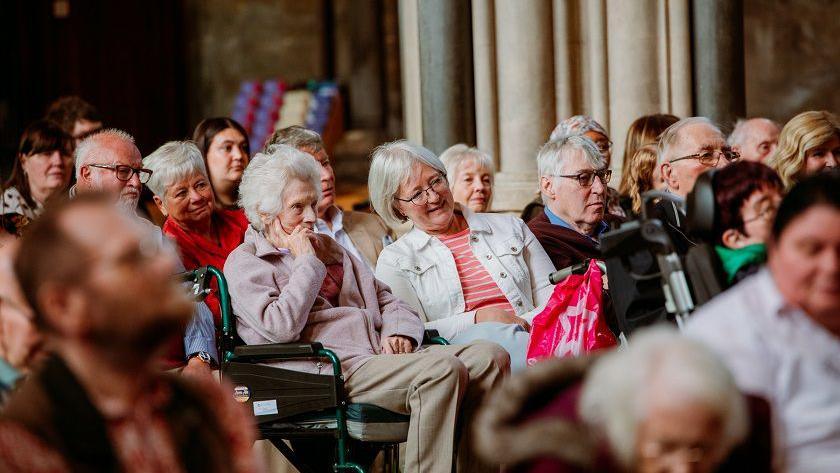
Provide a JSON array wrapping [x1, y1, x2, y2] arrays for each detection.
[[712, 161, 783, 285]]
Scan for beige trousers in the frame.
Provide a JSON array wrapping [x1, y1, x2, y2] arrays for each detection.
[[344, 341, 510, 473]]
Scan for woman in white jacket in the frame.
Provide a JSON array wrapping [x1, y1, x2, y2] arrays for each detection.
[[370, 140, 556, 370]]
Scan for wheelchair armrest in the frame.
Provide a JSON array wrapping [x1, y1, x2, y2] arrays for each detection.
[[232, 342, 325, 361], [423, 329, 450, 346], [174, 267, 210, 302]]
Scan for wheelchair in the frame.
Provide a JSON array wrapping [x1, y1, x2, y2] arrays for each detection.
[[181, 265, 449, 473]]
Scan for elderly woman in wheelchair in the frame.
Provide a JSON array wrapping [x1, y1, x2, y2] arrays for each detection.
[[224, 145, 509, 473]]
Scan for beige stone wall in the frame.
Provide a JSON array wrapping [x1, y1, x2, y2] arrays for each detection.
[[183, 0, 325, 128], [744, 0, 840, 124]]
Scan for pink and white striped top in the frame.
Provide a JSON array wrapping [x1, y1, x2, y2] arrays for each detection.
[[437, 228, 514, 314]]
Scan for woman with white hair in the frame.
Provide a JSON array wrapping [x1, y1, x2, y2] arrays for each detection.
[[474, 327, 753, 472], [224, 146, 510, 473], [143, 140, 249, 325], [371, 140, 555, 371], [439, 144, 495, 213]]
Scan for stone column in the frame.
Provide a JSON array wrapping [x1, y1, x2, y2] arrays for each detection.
[[492, 0, 555, 212], [397, 0, 423, 143], [553, 0, 583, 122], [332, 0, 384, 129], [581, 0, 609, 129], [417, 0, 473, 154], [691, 0, 745, 127], [472, 0, 499, 165], [667, 0, 693, 117], [606, 0, 660, 173]]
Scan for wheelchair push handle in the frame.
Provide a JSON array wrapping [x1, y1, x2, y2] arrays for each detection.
[[548, 259, 606, 285]]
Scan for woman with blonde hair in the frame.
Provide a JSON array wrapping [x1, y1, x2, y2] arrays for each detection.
[[617, 114, 678, 216], [766, 110, 840, 190], [618, 144, 661, 216]]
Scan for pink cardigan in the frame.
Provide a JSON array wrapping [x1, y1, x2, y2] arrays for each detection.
[[224, 226, 424, 377]]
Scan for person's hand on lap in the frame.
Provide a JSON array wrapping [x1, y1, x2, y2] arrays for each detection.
[[382, 335, 415, 354], [475, 307, 531, 332]]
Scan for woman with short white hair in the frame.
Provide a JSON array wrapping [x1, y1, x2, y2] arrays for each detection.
[[474, 327, 750, 472], [371, 140, 555, 371], [143, 140, 249, 326], [439, 144, 495, 213], [225, 145, 509, 473], [579, 328, 749, 472]]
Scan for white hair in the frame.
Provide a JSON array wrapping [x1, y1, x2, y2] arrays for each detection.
[[550, 115, 609, 141], [537, 134, 605, 204], [578, 326, 749, 470], [727, 117, 781, 147], [266, 125, 324, 153], [368, 140, 446, 227], [238, 144, 321, 231], [657, 117, 722, 164], [439, 144, 496, 181], [74, 128, 136, 178], [142, 141, 207, 198]]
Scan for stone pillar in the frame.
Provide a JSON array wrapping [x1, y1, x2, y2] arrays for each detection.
[[382, 0, 404, 137], [332, 0, 384, 129], [581, 0, 609, 129], [667, 0, 693, 117], [691, 0, 745, 128], [553, 0, 581, 122], [606, 0, 660, 173], [546, 0, 695, 178], [472, 0, 499, 165], [398, 0, 423, 143], [417, 0, 473, 153], [492, 0, 554, 212]]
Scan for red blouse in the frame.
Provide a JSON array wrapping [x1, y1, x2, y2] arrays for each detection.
[[163, 209, 249, 326]]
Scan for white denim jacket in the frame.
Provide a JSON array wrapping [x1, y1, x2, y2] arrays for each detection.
[[375, 206, 556, 340]]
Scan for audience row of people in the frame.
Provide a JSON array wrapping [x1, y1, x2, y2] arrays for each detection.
[[0, 94, 839, 472]]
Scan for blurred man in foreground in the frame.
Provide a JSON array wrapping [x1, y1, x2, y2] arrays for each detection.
[[0, 238, 45, 397], [0, 195, 261, 472]]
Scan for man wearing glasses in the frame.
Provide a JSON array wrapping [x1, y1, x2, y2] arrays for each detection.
[[72, 129, 152, 211], [71, 129, 218, 379], [528, 134, 611, 270], [656, 117, 740, 253]]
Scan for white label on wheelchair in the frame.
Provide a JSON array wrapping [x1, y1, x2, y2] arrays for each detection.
[[253, 399, 279, 416]]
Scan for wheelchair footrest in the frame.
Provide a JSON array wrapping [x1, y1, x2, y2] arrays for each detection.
[[263, 404, 410, 443]]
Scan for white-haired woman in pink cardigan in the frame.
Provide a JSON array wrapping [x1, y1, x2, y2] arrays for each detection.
[[224, 144, 509, 473]]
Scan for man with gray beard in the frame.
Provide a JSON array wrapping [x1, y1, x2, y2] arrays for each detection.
[[72, 129, 218, 378]]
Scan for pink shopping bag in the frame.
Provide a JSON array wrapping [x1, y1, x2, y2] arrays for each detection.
[[526, 260, 616, 365]]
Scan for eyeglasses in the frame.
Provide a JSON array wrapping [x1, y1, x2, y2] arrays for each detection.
[[670, 149, 740, 167], [743, 204, 778, 224], [554, 169, 612, 188], [87, 163, 153, 184], [395, 174, 448, 206], [595, 140, 612, 154]]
